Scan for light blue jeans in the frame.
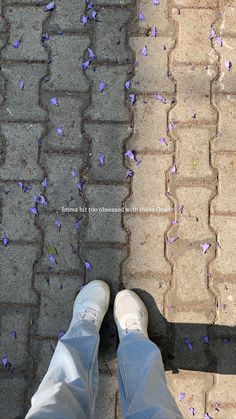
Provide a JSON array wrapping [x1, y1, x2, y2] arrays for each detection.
[[26, 319, 183, 419]]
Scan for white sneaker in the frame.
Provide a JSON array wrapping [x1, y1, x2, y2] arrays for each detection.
[[73, 280, 110, 331], [114, 289, 148, 340]]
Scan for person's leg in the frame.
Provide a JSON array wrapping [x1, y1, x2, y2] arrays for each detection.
[[26, 280, 110, 419], [114, 290, 183, 419]]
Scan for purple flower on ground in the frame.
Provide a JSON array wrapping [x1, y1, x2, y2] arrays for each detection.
[[129, 93, 136, 106], [138, 12, 145, 21], [42, 178, 48, 188], [58, 330, 66, 340], [222, 337, 230, 344], [126, 169, 134, 177], [153, 0, 160, 4], [71, 169, 79, 177], [76, 181, 84, 191], [2, 356, 11, 368], [203, 335, 209, 344], [171, 220, 178, 225], [99, 81, 106, 92], [42, 32, 49, 42], [166, 236, 178, 243], [2, 234, 9, 247], [55, 219, 61, 231], [44, 1, 55, 11], [12, 39, 21, 49], [98, 155, 105, 166], [87, 2, 94, 9], [55, 127, 64, 136], [39, 195, 47, 205], [224, 59, 232, 71], [91, 10, 97, 19], [50, 97, 59, 106], [84, 260, 93, 270], [29, 207, 38, 215], [75, 220, 81, 231], [81, 15, 88, 26], [210, 27, 216, 39], [155, 94, 166, 103], [170, 165, 177, 174], [204, 413, 212, 419], [168, 121, 175, 132], [124, 150, 135, 160], [178, 392, 186, 401], [124, 80, 132, 90], [151, 26, 158, 37], [184, 338, 193, 351], [19, 80, 25, 90], [88, 48, 95, 59], [10, 331, 17, 340], [216, 36, 223, 47], [81, 60, 91, 70], [200, 242, 211, 254], [34, 195, 40, 204], [160, 137, 168, 146], [18, 181, 32, 192], [188, 407, 195, 416], [48, 255, 57, 264], [140, 45, 148, 56]]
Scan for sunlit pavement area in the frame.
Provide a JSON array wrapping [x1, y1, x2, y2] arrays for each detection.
[[0, 0, 236, 417]]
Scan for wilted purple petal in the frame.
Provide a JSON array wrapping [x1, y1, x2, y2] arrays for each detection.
[[126, 169, 134, 177], [58, 330, 66, 339], [2, 234, 9, 247], [76, 181, 84, 191], [29, 207, 38, 215], [178, 392, 186, 401], [129, 93, 136, 106], [71, 169, 79, 177], [34, 195, 40, 204], [216, 241, 222, 249], [138, 12, 145, 21], [210, 27, 216, 39], [202, 335, 209, 344], [200, 242, 211, 254], [87, 2, 94, 9], [88, 48, 95, 59], [75, 220, 81, 231], [204, 414, 212, 419], [224, 59, 232, 71], [216, 36, 223, 47], [124, 150, 135, 160], [184, 338, 193, 351], [98, 155, 105, 166], [81, 15, 88, 26], [44, 1, 55, 11], [2, 356, 11, 368], [42, 32, 49, 42], [170, 165, 177, 174], [91, 10, 97, 19], [12, 39, 21, 49], [167, 236, 178, 243], [42, 178, 48, 188], [155, 94, 166, 103], [171, 220, 178, 225], [84, 260, 93, 270], [19, 79, 25, 90], [168, 121, 175, 132], [81, 60, 91, 70], [55, 127, 64, 136], [188, 407, 195, 416], [153, 0, 160, 4], [39, 195, 47, 205], [55, 218, 61, 231], [48, 254, 57, 264], [140, 45, 148, 56], [151, 27, 158, 37], [125, 80, 132, 90], [99, 81, 106, 92], [160, 137, 168, 146], [50, 97, 59, 106], [10, 331, 17, 340]]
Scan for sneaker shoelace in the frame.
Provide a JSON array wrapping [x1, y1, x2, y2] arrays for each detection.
[[79, 307, 97, 323], [125, 318, 141, 334]]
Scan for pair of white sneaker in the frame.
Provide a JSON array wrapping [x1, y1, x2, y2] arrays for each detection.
[[73, 280, 149, 340]]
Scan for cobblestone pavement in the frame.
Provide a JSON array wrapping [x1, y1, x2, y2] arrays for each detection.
[[0, 0, 236, 418]]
